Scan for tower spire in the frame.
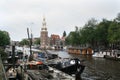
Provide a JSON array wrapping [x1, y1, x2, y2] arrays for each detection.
[[41, 16, 47, 31], [42, 16, 46, 28]]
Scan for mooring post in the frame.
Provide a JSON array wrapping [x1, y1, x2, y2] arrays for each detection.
[[12, 45, 15, 68]]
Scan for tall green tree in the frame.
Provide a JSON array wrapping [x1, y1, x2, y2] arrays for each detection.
[[108, 20, 120, 49], [0, 30, 10, 47], [115, 13, 120, 22], [65, 32, 74, 45], [66, 13, 120, 50], [65, 26, 80, 46], [80, 18, 97, 47], [63, 31, 66, 37], [0, 30, 10, 60], [95, 19, 111, 49]]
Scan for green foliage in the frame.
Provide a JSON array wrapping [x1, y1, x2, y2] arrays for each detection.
[[66, 13, 120, 49], [65, 26, 80, 46], [19, 39, 29, 46], [0, 48, 8, 60], [75, 19, 97, 47], [63, 31, 66, 37], [95, 19, 111, 48], [108, 20, 120, 43], [34, 38, 40, 45], [116, 13, 120, 22], [0, 30, 10, 47], [65, 32, 73, 45]]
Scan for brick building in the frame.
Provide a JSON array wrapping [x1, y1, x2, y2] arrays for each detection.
[[50, 34, 60, 46], [40, 17, 48, 49]]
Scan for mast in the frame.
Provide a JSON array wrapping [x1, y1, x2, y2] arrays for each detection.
[[12, 45, 15, 68], [27, 28, 33, 61]]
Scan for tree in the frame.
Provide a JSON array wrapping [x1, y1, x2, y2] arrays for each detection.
[[34, 38, 40, 45], [95, 19, 111, 49], [115, 13, 120, 22], [0, 30, 10, 60], [79, 18, 97, 47], [0, 30, 10, 48], [65, 26, 80, 46], [65, 31, 75, 45], [19, 39, 29, 46], [0, 48, 8, 60], [65, 13, 120, 49], [108, 20, 120, 49], [63, 31, 66, 37]]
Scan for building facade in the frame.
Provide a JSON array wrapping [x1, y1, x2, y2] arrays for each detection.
[[50, 34, 60, 46], [40, 17, 48, 48], [50, 34, 64, 50]]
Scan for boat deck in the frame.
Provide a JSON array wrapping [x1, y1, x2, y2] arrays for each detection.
[[24, 67, 75, 80]]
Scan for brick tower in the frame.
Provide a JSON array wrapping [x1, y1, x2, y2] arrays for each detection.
[[40, 17, 48, 48]]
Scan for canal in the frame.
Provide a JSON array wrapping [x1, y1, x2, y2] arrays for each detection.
[[48, 50, 120, 80]]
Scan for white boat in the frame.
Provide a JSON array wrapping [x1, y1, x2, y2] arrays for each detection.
[[92, 51, 107, 58]]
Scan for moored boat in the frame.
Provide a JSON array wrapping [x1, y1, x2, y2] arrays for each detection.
[[68, 47, 93, 55], [23, 60, 75, 80], [47, 58, 85, 75], [92, 51, 106, 58], [103, 49, 120, 61], [104, 55, 120, 61]]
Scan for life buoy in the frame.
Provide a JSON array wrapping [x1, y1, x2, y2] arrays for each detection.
[[36, 61, 43, 65]]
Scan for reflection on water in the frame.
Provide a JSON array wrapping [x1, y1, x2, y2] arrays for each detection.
[[49, 50, 120, 80]]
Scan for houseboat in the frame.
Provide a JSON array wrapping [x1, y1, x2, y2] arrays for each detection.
[[68, 47, 93, 55]]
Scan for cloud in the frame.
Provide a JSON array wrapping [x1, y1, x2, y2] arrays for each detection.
[[0, 0, 120, 41]]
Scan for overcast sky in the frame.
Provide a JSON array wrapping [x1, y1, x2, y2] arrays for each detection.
[[0, 0, 120, 41]]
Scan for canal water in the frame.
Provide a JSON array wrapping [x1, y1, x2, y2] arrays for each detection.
[[48, 50, 120, 80]]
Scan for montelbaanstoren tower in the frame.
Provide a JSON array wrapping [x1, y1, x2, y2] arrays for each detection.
[[40, 16, 48, 48]]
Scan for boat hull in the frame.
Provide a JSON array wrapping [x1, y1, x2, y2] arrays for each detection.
[[104, 55, 120, 61], [48, 58, 85, 75]]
